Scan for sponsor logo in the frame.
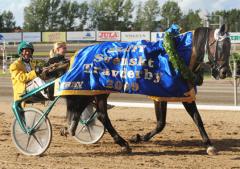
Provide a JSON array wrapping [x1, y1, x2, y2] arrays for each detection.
[[99, 32, 119, 39], [85, 32, 91, 37]]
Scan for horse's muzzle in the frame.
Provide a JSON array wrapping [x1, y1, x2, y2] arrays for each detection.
[[219, 67, 232, 79], [212, 66, 231, 79], [211, 68, 220, 79]]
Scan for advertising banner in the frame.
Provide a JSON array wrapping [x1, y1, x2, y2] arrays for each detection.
[[96, 31, 120, 41], [151, 32, 165, 42], [23, 32, 41, 42], [230, 32, 240, 44], [0, 33, 22, 43], [67, 31, 96, 41], [42, 32, 66, 42], [121, 32, 150, 42]]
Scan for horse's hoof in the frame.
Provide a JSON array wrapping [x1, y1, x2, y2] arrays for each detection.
[[107, 104, 115, 110], [68, 128, 75, 136], [68, 121, 78, 136], [207, 146, 218, 155], [59, 127, 68, 137], [121, 146, 132, 154], [129, 134, 141, 143]]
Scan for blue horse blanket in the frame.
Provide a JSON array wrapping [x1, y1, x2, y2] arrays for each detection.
[[55, 31, 195, 101]]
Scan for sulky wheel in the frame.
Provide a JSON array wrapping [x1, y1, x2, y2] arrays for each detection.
[[74, 104, 105, 144], [11, 108, 52, 156]]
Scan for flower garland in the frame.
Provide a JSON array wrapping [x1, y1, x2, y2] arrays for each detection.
[[163, 32, 196, 84]]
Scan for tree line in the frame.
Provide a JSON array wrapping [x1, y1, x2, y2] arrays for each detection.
[[0, 0, 240, 33]]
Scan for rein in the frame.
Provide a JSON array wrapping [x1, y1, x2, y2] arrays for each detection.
[[208, 39, 216, 47]]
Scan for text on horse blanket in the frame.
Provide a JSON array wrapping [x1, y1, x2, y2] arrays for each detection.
[[55, 31, 193, 98]]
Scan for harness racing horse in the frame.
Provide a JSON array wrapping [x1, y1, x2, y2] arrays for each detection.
[[59, 24, 231, 155]]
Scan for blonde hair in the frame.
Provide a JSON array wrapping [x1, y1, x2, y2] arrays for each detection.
[[49, 42, 66, 58]]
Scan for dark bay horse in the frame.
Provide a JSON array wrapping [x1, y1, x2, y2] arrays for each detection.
[[63, 24, 231, 155]]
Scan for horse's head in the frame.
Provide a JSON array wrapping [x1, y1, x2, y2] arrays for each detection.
[[208, 24, 231, 79]]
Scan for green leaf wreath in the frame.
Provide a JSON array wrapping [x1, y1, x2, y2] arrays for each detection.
[[163, 32, 196, 84]]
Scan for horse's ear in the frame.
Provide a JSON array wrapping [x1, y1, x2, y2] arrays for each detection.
[[224, 24, 229, 32], [219, 24, 226, 34]]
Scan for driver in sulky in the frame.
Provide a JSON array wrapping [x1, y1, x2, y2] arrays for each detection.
[[9, 41, 48, 103]]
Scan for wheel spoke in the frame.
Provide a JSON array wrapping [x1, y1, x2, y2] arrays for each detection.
[[34, 119, 47, 131], [76, 125, 86, 136], [32, 133, 44, 148], [86, 126, 93, 140], [92, 124, 103, 128], [14, 125, 26, 135], [14, 132, 28, 139], [35, 127, 48, 133], [30, 113, 38, 128], [25, 134, 32, 151]]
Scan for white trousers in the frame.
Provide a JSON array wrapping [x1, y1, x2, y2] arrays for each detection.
[[26, 77, 48, 99]]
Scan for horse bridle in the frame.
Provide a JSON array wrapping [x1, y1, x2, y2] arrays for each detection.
[[205, 29, 230, 78]]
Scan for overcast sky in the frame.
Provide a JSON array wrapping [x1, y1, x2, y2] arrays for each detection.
[[0, 0, 239, 27]]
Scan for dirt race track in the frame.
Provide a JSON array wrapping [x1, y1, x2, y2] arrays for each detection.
[[0, 101, 240, 169]]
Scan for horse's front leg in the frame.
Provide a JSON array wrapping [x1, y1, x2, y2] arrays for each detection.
[[182, 101, 217, 155], [130, 101, 167, 143], [96, 94, 131, 153], [64, 96, 91, 136]]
